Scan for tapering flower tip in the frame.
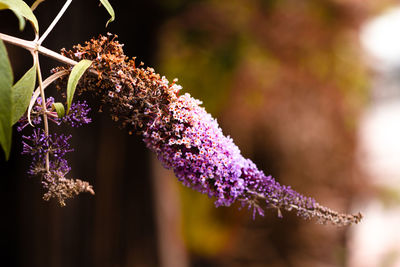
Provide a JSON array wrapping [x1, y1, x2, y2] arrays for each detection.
[[143, 91, 362, 226]]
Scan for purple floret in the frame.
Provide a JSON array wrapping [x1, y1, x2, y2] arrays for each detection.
[[62, 101, 92, 127], [22, 128, 73, 177], [17, 97, 56, 132]]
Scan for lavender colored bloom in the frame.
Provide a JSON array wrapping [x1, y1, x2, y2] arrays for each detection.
[[22, 129, 73, 176], [61, 101, 92, 127], [47, 133, 74, 159], [17, 116, 42, 132], [22, 129, 48, 157], [17, 98, 91, 132], [22, 129, 73, 160]]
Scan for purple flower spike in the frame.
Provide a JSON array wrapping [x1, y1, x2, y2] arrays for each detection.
[[57, 35, 362, 225]]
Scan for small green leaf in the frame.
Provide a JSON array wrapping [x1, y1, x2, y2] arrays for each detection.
[[11, 63, 36, 124], [99, 0, 115, 27], [52, 102, 65, 118], [67, 59, 92, 113], [0, 39, 13, 160], [0, 0, 39, 32]]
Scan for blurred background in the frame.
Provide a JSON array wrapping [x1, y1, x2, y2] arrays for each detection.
[[1, 0, 400, 266]]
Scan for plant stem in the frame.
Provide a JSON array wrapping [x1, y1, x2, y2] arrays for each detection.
[[33, 51, 50, 172], [0, 33, 77, 66], [39, 44, 78, 65], [38, 0, 73, 45], [0, 33, 34, 49]]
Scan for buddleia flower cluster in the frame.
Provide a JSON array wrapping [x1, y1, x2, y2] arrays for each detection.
[[52, 34, 362, 225], [18, 97, 94, 206]]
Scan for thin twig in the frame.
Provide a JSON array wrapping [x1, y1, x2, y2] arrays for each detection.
[[34, 51, 50, 172], [38, 45, 77, 65], [0, 33, 35, 50], [38, 0, 72, 44], [0, 33, 77, 66]]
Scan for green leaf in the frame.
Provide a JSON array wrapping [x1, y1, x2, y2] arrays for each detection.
[[11, 63, 36, 124], [52, 102, 65, 118], [99, 0, 115, 27], [0, 0, 39, 32], [66, 59, 92, 113], [0, 39, 13, 160]]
